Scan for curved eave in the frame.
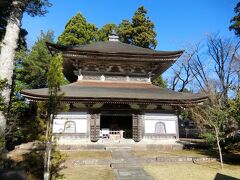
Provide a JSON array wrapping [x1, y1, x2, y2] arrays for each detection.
[[21, 91, 208, 106], [46, 42, 184, 60]]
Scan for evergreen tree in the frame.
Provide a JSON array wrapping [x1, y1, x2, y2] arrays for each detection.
[[0, 0, 52, 132], [153, 76, 167, 88], [47, 54, 64, 116], [98, 23, 117, 41], [118, 6, 164, 87], [118, 20, 133, 44], [118, 6, 157, 49], [228, 95, 240, 127], [5, 31, 68, 149], [131, 6, 157, 49], [44, 53, 64, 179], [58, 12, 98, 46], [230, 2, 240, 37], [19, 31, 55, 89]]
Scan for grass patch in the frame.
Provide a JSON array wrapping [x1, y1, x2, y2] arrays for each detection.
[[61, 166, 115, 180], [62, 151, 112, 160], [144, 162, 240, 180], [133, 149, 215, 158]]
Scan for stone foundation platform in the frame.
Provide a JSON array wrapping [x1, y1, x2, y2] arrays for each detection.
[[56, 139, 183, 151]]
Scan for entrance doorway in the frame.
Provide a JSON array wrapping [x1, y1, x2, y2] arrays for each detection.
[[100, 115, 133, 139]]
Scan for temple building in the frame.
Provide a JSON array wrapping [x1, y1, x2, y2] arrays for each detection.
[[21, 33, 207, 145]]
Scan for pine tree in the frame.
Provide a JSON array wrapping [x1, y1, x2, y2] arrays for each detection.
[[58, 12, 98, 46]]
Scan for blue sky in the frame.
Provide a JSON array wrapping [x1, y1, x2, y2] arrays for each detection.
[[22, 0, 237, 51]]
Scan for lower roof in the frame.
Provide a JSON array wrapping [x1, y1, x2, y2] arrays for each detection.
[[21, 81, 208, 105]]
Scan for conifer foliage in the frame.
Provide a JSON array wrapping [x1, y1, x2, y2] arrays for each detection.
[[118, 6, 157, 49], [98, 23, 117, 41], [47, 54, 64, 116], [19, 31, 54, 89], [58, 12, 98, 46], [230, 2, 240, 37]]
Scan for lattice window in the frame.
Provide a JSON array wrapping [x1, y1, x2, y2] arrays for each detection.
[[155, 121, 166, 134], [64, 121, 76, 133]]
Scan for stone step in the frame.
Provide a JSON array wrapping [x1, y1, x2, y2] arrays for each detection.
[[110, 162, 142, 169], [105, 146, 132, 151]]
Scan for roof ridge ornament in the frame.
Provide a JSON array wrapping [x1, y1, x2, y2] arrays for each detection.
[[109, 30, 119, 42]]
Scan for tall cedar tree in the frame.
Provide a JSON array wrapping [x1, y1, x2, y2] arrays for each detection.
[[58, 13, 98, 46], [19, 31, 54, 89], [119, 6, 164, 87], [230, 2, 240, 37], [4, 31, 55, 149], [118, 20, 133, 44], [118, 6, 157, 49], [0, 0, 51, 134], [98, 23, 117, 41]]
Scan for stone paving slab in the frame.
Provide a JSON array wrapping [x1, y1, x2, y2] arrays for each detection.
[[111, 150, 153, 180], [114, 168, 153, 180]]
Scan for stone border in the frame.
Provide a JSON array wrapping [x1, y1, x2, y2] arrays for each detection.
[[57, 143, 183, 151], [71, 156, 217, 166]]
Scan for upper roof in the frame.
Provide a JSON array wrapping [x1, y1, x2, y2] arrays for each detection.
[[21, 81, 208, 105], [47, 41, 184, 83], [46, 41, 183, 58]]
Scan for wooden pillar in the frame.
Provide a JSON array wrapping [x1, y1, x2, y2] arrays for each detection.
[[132, 114, 143, 142], [175, 111, 180, 140], [90, 114, 100, 142]]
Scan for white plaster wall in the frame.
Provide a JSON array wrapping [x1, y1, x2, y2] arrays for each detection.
[[144, 113, 177, 134], [53, 112, 88, 133]]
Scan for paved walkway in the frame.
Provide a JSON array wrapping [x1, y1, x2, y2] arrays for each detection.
[[111, 150, 153, 180]]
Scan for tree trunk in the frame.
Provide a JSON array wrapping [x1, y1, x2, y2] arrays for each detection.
[[0, 0, 25, 131], [215, 127, 223, 169], [44, 114, 53, 180]]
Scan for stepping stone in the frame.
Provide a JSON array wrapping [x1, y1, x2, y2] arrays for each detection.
[[115, 168, 153, 180], [111, 150, 153, 180]]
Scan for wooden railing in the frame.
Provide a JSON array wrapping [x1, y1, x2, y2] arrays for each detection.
[[100, 129, 133, 139]]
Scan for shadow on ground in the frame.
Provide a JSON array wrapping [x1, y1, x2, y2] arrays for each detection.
[[214, 173, 239, 180], [1, 142, 66, 180], [179, 139, 240, 165]]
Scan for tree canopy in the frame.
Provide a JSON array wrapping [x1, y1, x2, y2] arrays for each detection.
[[230, 2, 240, 37], [118, 6, 157, 49], [152, 75, 167, 88], [0, 0, 51, 43], [19, 31, 55, 89], [58, 6, 157, 49], [0, 0, 52, 136], [58, 12, 98, 46], [98, 23, 117, 41]]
